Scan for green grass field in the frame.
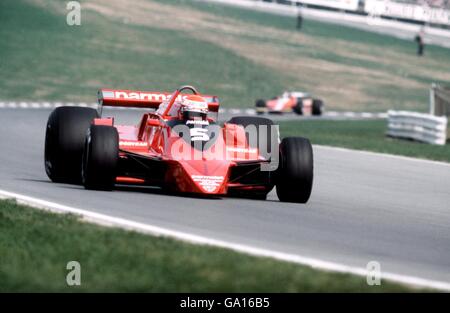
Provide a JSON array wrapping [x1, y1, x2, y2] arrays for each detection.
[[1, 0, 449, 110], [0, 199, 418, 292], [280, 119, 450, 163], [0, 0, 286, 105]]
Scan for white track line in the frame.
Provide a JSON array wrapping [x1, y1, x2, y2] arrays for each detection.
[[0, 188, 449, 291]]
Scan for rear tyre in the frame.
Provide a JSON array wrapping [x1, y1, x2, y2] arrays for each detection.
[[226, 116, 278, 156], [226, 116, 279, 199], [82, 125, 119, 190], [276, 137, 313, 203], [45, 107, 99, 183], [293, 99, 303, 115], [255, 99, 266, 115], [312, 99, 324, 115]]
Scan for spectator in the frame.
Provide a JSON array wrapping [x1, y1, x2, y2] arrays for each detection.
[[296, 5, 303, 30], [414, 28, 425, 56]]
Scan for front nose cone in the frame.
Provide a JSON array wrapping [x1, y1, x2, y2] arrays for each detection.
[[170, 160, 230, 194], [191, 174, 226, 193]]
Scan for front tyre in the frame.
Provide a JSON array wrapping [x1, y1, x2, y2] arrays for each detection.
[[82, 125, 119, 191], [276, 137, 313, 203]]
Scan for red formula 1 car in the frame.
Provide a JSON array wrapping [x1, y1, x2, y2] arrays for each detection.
[[45, 86, 313, 203], [256, 91, 324, 116]]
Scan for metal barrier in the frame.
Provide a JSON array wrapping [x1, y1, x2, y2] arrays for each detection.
[[430, 83, 450, 117], [387, 110, 448, 145]]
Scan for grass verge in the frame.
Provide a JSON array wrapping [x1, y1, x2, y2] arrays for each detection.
[[280, 119, 450, 163], [0, 199, 416, 292]]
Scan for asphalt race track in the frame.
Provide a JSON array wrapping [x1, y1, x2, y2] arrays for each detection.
[[1, 108, 449, 287]]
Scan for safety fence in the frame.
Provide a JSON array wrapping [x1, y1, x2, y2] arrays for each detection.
[[253, 0, 450, 26]]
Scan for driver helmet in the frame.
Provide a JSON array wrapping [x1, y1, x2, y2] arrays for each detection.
[[180, 95, 209, 121]]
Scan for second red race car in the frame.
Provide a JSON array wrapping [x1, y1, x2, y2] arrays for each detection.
[[45, 85, 314, 203], [256, 91, 324, 116]]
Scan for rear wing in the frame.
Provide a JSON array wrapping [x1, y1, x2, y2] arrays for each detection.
[[98, 89, 220, 112]]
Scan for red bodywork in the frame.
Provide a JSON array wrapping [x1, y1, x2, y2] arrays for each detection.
[[94, 88, 274, 196], [265, 96, 313, 115]]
